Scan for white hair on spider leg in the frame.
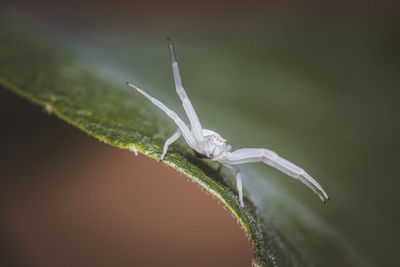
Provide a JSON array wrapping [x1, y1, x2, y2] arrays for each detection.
[[129, 144, 138, 156], [44, 104, 53, 114], [126, 37, 329, 208]]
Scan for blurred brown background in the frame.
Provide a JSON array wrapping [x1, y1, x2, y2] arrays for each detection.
[[0, 88, 253, 266]]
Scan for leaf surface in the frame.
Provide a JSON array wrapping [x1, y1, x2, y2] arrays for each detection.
[[0, 15, 366, 266]]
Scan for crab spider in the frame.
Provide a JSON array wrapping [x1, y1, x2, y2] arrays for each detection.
[[127, 38, 329, 208]]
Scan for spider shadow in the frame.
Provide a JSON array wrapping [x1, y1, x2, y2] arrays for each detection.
[[169, 147, 234, 190]]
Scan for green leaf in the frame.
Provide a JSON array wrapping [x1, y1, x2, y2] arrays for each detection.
[[1, 15, 368, 266]]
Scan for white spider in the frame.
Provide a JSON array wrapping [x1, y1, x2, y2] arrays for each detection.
[[127, 38, 329, 208]]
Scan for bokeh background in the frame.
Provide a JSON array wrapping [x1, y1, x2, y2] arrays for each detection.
[[1, 1, 399, 266]]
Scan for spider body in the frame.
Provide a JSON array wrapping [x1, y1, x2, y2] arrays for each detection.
[[127, 38, 328, 208], [201, 129, 230, 159]]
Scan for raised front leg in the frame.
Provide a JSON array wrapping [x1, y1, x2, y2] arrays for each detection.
[[167, 38, 204, 144], [222, 148, 329, 202], [127, 82, 197, 149], [160, 129, 181, 161]]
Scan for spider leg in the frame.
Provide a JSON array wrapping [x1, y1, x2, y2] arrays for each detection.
[[160, 129, 181, 161], [220, 164, 244, 208], [167, 38, 204, 144], [222, 148, 329, 202], [234, 166, 245, 208], [127, 82, 197, 148]]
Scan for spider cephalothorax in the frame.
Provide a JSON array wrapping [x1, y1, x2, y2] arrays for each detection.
[[127, 37, 329, 208], [202, 129, 230, 159]]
